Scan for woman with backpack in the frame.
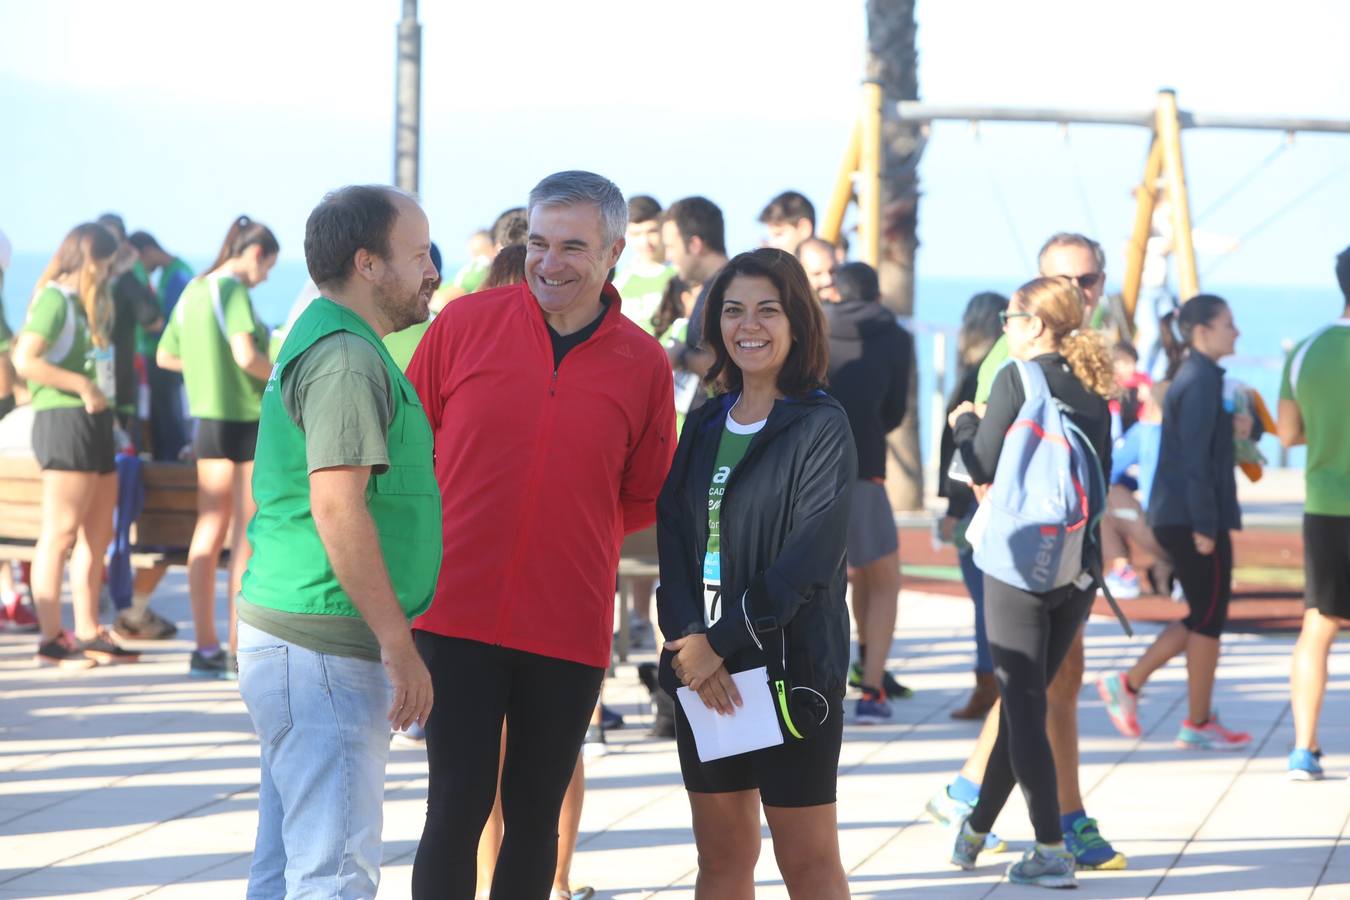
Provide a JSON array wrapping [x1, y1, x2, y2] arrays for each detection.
[[1096, 295, 1252, 751], [14, 223, 141, 668], [657, 248, 854, 900], [945, 275, 1115, 888], [156, 216, 276, 680]]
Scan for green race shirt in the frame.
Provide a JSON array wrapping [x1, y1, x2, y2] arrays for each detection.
[[21, 284, 94, 411], [159, 275, 269, 421], [452, 257, 491, 294], [1280, 318, 1350, 515], [702, 411, 765, 626], [614, 263, 676, 336], [383, 317, 433, 372], [975, 334, 1011, 405]]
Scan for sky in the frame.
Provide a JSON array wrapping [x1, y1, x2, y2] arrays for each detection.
[[3, 0, 1349, 293]]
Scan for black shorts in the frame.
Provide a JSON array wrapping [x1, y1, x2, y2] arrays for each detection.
[[194, 418, 259, 462], [32, 408, 116, 474], [1304, 514, 1350, 621], [1153, 525, 1233, 639], [673, 683, 845, 808]]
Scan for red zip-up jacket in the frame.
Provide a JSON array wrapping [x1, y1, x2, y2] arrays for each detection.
[[406, 282, 676, 668]]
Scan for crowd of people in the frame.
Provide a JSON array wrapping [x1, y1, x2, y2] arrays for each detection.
[[0, 171, 1345, 898]]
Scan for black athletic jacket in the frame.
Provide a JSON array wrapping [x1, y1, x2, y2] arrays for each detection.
[[656, 390, 856, 697], [824, 299, 912, 480]]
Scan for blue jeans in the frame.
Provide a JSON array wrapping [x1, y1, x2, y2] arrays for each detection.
[[237, 620, 393, 899], [958, 549, 994, 674]]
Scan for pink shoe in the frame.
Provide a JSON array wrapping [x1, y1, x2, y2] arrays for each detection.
[[1096, 671, 1141, 738], [1176, 713, 1251, 751]]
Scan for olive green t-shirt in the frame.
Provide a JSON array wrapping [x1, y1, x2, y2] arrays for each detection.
[[236, 330, 395, 661], [974, 334, 1011, 405], [21, 285, 94, 411], [1280, 319, 1350, 516], [159, 275, 268, 421], [382, 317, 433, 372]]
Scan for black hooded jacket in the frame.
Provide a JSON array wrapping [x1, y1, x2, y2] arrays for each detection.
[[823, 299, 912, 480], [656, 390, 856, 697]]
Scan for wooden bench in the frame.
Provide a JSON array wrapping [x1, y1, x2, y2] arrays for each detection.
[[0, 457, 203, 569]]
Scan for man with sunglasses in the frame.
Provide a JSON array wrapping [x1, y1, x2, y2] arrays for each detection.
[[927, 232, 1128, 871]]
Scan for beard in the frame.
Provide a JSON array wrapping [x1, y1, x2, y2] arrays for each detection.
[[375, 272, 436, 333]]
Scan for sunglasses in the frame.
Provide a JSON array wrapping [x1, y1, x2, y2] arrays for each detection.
[[999, 311, 1034, 327], [1066, 272, 1103, 290]]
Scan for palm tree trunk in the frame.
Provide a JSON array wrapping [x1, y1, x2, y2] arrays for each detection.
[[867, 0, 926, 511]]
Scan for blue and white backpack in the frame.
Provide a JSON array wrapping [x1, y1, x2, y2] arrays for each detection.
[[972, 359, 1132, 634]]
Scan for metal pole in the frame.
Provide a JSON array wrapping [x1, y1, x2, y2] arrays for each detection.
[[819, 119, 861, 246], [1122, 138, 1164, 326], [394, 0, 421, 194], [1156, 90, 1199, 301], [859, 82, 884, 267], [928, 329, 947, 498], [893, 100, 1350, 135]]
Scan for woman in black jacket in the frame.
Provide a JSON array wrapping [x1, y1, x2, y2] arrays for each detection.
[[1095, 295, 1253, 751], [947, 276, 1115, 888], [657, 248, 854, 900]]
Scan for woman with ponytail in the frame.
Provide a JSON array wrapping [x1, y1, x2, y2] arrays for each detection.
[[157, 216, 277, 679], [945, 276, 1114, 887], [1096, 294, 1252, 751], [13, 223, 140, 668]]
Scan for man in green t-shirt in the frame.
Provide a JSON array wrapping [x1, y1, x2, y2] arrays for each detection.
[[613, 195, 676, 338], [936, 232, 1127, 870], [1278, 245, 1350, 781], [235, 185, 441, 896]]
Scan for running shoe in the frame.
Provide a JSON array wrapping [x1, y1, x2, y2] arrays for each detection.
[[847, 661, 913, 699], [1064, 814, 1127, 870], [582, 723, 608, 760], [854, 688, 892, 725], [113, 608, 178, 640], [76, 628, 141, 664], [35, 632, 97, 670], [925, 786, 1006, 851], [1288, 748, 1325, 781], [2, 598, 39, 634], [190, 649, 236, 680], [1175, 713, 1251, 751], [1006, 846, 1077, 889], [600, 704, 624, 730], [1103, 566, 1141, 599], [1095, 671, 1142, 738], [949, 817, 985, 871]]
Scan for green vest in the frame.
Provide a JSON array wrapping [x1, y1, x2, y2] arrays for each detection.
[[242, 297, 442, 620]]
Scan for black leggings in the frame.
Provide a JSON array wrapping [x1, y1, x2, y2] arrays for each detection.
[[411, 632, 605, 900], [968, 577, 1094, 844], [1154, 526, 1233, 639]]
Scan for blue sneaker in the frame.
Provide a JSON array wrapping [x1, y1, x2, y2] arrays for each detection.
[[925, 787, 1006, 852], [1288, 748, 1325, 781], [950, 817, 985, 870], [854, 688, 893, 724], [1064, 814, 1127, 870], [600, 704, 624, 730], [1007, 846, 1077, 888]]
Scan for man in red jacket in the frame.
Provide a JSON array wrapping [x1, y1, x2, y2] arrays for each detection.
[[405, 170, 676, 900]]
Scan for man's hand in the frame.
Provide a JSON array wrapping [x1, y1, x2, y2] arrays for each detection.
[[1193, 532, 1216, 556], [382, 636, 433, 731]]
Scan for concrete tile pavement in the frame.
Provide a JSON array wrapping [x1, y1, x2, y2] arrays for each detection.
[[1, 571, 1347, 898]]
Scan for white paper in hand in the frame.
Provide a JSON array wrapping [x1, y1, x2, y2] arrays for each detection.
[[676, 666, 784, 762], [965, 499, 991, 553]]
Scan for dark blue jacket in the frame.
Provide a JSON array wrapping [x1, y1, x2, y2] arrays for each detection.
[[1147, 353, 1241, 537]]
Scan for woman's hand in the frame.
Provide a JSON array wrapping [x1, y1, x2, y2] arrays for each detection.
[[948, 401, 977, 429], [1193, 532, 1216, 556], [1232, 412, 1254, 441], [79, 381, 108, 414], [938, 515, 958, 543], [666, 634, 740, 711]]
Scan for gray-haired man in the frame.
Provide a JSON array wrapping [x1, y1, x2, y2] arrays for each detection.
[[406, 171, 676, 898]]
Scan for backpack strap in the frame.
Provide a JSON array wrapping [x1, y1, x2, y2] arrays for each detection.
[[1010, 357, 1050, 403], [42, 282, 78, 363], [1066, 418, 1135, 638], [208, 275, 230, 339]]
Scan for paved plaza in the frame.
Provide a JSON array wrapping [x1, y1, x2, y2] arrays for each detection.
[[1, 574, 1347, 899]]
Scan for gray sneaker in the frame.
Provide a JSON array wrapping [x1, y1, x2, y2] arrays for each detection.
[[190, 649, 238, 681], [950, 818, 985, 870], [1007, 846, 1077, 888]]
